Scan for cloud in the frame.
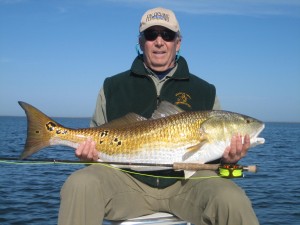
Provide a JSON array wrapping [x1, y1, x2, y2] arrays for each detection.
[[57, 6, 68, 14], [2, 0, 299, 16], [0, 0, 27, 4], [105, 0, 300, 17], [0, 57, 12, 64]]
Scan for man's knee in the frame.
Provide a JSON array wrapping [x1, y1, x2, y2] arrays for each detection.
[[210, 179, 250, 206], [199, 179, 258, 224], [61, 167, 101, 194]]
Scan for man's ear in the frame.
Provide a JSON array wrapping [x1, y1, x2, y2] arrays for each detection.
[[139, 37, 145, 52], [176, 37, 181, 52]]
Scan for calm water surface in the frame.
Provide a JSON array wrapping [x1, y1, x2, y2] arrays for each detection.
[[0, 117, 299, 225]]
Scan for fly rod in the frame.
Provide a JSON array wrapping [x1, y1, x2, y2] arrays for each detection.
[[0, 157, 257, 174]]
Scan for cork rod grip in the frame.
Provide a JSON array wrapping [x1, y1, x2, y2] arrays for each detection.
[[173, 162, 258, 173]]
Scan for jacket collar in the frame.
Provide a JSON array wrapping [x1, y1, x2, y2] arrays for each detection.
[[130, 55, 190, 80]]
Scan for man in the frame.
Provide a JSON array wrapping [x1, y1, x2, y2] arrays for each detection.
[[58, 7, 259, 225]]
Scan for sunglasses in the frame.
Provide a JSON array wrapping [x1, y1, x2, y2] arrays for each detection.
[[143, 29, 177, 42]]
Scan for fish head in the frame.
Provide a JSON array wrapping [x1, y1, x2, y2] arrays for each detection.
[[201, 111, 265, 147]]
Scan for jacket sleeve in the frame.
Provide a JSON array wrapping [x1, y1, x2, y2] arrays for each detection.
[[90, 87, 108, 127]]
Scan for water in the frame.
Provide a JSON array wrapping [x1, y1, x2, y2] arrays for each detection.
[[0, 117, 299, 225]]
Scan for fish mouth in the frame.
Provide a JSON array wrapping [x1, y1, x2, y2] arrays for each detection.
[[250, 123, 265, 147]]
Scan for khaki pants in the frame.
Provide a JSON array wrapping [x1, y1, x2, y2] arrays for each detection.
[[58, 164, 259, 225]]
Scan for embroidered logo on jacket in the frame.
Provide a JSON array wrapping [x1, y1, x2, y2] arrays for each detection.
[[175, 92, 191, 108]]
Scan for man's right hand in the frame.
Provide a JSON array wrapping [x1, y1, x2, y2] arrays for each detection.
[[75, 138, 99, 161]]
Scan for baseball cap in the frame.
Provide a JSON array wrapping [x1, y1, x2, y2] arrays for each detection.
[[139, 7, 180, 33]]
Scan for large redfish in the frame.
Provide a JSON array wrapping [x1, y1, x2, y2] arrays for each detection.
[[18, 101, 265, 178]]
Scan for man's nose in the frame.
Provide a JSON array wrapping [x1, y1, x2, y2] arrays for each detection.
[[154, 35, 164, 46]]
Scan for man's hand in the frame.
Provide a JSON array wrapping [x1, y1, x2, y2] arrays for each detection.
[[75, 138, 99, 161], [222, 134, 250, 164]]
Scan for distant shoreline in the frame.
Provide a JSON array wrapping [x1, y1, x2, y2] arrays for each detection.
[[0, 115, 91, 119], [0, 116, 299, 124]]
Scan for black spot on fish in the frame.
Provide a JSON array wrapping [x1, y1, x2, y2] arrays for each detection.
[[112, 137, 122, 146], [35, 130, 40, 134], [55, 129, 67, 135], [100, 130, 109, 138], [46, 122, 56, 131]]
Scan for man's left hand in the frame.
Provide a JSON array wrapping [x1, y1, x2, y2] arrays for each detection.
[[222, 134, 250, 164]]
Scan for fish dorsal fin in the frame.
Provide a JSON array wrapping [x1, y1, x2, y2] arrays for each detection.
[[151, 101, 184, 119], [99, 113, 147, 128]]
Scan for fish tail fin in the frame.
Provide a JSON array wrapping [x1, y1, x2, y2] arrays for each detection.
[[18, 101, 58, 159]]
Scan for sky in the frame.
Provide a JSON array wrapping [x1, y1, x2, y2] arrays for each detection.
[[0, 0, 300, 122]]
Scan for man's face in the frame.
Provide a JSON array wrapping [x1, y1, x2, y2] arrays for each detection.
[[140, 26, 181, 72]]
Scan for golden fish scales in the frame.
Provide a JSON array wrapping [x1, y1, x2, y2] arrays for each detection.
[[49, 112, 208, 156]]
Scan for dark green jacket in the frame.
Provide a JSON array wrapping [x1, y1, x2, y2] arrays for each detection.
[[103, 56, 216, 188]]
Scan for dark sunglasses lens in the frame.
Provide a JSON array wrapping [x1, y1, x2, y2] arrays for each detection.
[[161, 31, 176, 41], [144, 30, 158, 41], [144, 30, 176, 42]]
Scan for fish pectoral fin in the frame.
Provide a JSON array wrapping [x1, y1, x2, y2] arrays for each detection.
[[185, 133, 209, 153], [182, 141, 207, 161], [151, 101, 184, 119], [99, 113, 147, 128], [187, 141, 206, 152]]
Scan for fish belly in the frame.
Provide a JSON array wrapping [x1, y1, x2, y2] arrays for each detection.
[[97, 140, 227, 171], [98, 146, 188, 171]]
